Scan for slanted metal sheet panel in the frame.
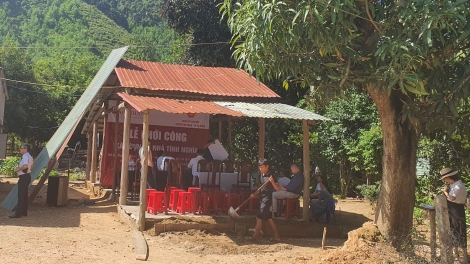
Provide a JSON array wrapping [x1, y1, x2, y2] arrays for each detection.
[[215, 102, 330, 121], [1, 47, 128, 211]]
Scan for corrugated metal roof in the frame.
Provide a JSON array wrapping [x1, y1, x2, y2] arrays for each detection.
[[117, 93, 329, 121], [1, 47, 129, 211], [118, 93, 245, 117], [215, 102, 330, 121], [114, 60, 280, 98]]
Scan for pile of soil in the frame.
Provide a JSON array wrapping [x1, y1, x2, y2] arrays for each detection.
[[322, 222, 405, 263]]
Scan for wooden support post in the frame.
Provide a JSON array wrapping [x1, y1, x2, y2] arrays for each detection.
[[100, 102, 108, 178], [90, 122, 98, 183], [28, 159, 56, 205], [85, 132, 92, 181], [218, 121, 222, 142], [430, 209, 437, 261], [138, 110, 150, 231], [228, 117, 232, 158], [258, 118, 265, 161], [436, 194, 454, 264], [119, 103, 131, 205], [112, 107, 120, 202], [302, 120, 311, 223]]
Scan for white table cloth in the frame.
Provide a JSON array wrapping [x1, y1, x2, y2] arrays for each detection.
[[196, 172, 239, 193]]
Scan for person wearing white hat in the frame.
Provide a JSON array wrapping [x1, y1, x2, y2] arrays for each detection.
[[440, 167, 468, 262]]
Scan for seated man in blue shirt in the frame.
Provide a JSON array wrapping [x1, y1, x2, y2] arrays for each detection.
[[271, 164, 304, 216]]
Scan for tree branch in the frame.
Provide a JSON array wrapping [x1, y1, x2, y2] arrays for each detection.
[[365, 0, 383, 35]]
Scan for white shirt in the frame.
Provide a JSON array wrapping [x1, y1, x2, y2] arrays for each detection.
[[277, 177, 291, 187], [449, 180, 467, 204], [18, 152, 33, 176], [187, 155, 204, 176], [315, 183, 322, 191], [156, 156, 174, 171]]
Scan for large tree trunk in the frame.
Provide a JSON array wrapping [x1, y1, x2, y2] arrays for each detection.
[[369, 87, 417, 249]]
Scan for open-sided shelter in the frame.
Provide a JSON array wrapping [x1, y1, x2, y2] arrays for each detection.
[[1, 47, 329, 229]]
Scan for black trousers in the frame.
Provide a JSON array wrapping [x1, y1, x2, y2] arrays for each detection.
[[145, 166, 156, 189], [183, 170, 193, 191], [155, 170, 168, 192], [17, 173, 31, 215]]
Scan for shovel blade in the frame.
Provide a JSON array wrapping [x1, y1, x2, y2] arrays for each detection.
[[228, 206, 239, 219]]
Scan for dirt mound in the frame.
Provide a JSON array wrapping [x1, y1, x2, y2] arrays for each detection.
[[322, 222, 405, 263]]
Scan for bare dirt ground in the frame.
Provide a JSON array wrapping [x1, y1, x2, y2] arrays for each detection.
[[0, 176, 378, 264]]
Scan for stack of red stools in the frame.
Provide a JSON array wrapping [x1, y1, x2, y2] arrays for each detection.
[[214, 190, 226, 214], [147, 191, 167, 215], [285, 198, 301, 219], [146, 189, 157, 212], [188, 187, 202, 214], [200, 190, 217, 214], [176, 191, 192, 215], [224, 193, 241, 214], [169, 189, 184, 211]]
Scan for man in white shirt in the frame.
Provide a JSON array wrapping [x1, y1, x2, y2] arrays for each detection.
[[184, 149, 205, 189], [10, 143, 33, 218], [154, 150, 174, 191]]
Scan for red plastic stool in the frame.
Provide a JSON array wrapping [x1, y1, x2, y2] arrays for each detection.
[[146, 189, 157, 211], [224, 193, 241, 214], [176, 192, 192, 215], [200, 191, 217, 214], [248, 195, 260, 215], [169, 189, 184, 211], [189, 189, 202, 214], [147, 191, 167, 215], [214, 190, 226, 214], [285, 198, 301, 220]]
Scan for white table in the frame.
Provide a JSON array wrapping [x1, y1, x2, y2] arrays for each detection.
[[196, 172, 239, 193]]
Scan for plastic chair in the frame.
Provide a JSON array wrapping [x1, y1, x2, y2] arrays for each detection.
[[147, 191, 167, 215], [232, 162, 252, 193], [324, 199, 338, 224], [176, 192, 192, 215], [169, 189, 184, 211]]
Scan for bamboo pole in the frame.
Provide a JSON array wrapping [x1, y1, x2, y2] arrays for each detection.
[[138, 110, 149, 231], [228, 117, 232, 158], [119, 103, 131, 205], [302, 120, 311, 223], [218, 121, 222, 142], [112, 106, 120, 201], [258, 118, 265, 161], [90, 122, 98, 183], [85, 131, 92, 181]]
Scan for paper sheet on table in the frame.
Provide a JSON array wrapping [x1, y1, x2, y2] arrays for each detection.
[[208, 139, 229, 161]]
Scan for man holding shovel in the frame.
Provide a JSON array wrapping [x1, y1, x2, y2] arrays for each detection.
[[250, 159, 281, 243]]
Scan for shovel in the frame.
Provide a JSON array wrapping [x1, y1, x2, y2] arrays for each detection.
[[228, 179, 271, 219]]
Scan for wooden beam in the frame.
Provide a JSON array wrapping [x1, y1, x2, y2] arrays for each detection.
[[228, 117, 232, 158], [302, 120, 311, 223], [28, 159, 56, 205], [218, 121, 222, 142], [119, 103, 131, 205], [90, 122, 98, 183], [210, 116, 243, 123], [258, 118, 265, 161], [131, 230, 149, 261], [100, 101, 108, 178], [138, 110, 150, 231], [112, 105, 120, 201], [85, 131, 92, 181]]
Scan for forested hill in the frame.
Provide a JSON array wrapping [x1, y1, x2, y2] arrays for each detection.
[[0, 0, 179, 145]]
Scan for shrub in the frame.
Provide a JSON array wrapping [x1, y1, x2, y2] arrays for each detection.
[[0, 157, 22, 177], [357, 181, 381, 205]]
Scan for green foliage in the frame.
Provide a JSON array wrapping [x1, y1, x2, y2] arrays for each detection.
[[0, 157, 22, 177], [357, 181, 381, 205], [70, 167, 85, 181], [347, 125, 383, 178]]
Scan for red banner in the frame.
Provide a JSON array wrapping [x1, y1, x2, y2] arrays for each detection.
[[100, 123, 209, 187]]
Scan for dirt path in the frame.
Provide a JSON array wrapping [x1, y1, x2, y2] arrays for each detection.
[[0, 177, 374, 263]]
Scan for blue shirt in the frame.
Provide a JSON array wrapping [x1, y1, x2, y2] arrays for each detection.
[[286, 171, 304, 195]]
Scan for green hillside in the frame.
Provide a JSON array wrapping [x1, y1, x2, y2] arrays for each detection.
[[0, 0, 180, 145]]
